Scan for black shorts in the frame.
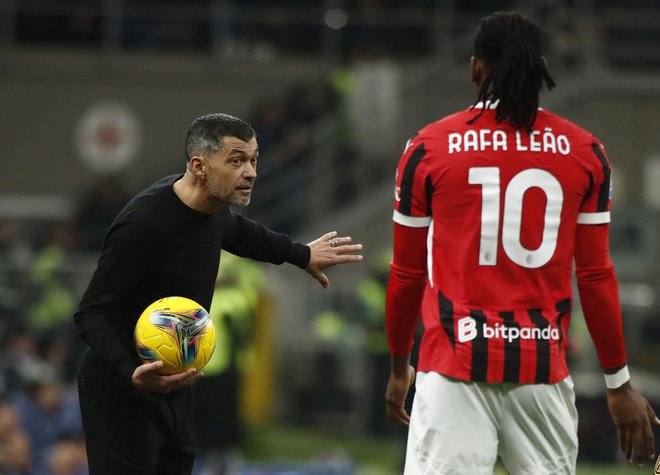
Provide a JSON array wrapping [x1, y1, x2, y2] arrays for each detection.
[[77, 353, 196, 475]]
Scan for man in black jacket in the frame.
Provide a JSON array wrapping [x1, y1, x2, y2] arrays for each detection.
[[74, 113, 363, 475]]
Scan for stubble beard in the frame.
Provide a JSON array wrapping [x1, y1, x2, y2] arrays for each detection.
[[231, 195, 251, 207], [207, 179, 251, 207]]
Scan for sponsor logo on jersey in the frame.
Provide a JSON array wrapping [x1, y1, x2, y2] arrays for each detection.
[[457, 317, 478, 343], [457, 316, 560, 344]]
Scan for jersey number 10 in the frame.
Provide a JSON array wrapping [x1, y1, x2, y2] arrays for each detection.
[[469, 167, 564, 269]]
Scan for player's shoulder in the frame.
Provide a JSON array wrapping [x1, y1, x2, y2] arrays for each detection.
[[401, 109, 472, 155], [536, 109, 601, 146], [419, 109, 472, 136]]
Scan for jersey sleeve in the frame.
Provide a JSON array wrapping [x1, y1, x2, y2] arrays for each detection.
[[577, 140, 612, 225], [393, 137, 432, 228], [388, 136, 433, 354], [575, 140, 626, 369], [386, 223, 428, 355], [574, 223, 627, 370]]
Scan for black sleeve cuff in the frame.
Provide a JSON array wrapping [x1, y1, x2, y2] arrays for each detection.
[[287, 242, 310, 269]]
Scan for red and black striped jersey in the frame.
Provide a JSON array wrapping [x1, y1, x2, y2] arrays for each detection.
[[388, 103, 618, 384]]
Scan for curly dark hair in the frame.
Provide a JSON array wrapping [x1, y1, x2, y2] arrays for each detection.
[[468, 11, 556, 132]]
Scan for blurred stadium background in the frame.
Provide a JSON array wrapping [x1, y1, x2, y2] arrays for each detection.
[[0, 0, 659, 474]]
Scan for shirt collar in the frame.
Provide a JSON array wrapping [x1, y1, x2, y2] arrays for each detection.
[[472, 99, 499, 109], [471, 99, 544, 111]]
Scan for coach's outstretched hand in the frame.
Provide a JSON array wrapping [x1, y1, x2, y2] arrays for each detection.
[[305, 231, 363, 288], [607, 382, 660, 468], [132, 361, 203, 393]]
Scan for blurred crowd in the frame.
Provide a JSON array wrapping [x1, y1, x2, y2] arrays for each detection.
[[11, 0, 594, 65], [14, 0, 439, 59], [0, 214, 91, 474]]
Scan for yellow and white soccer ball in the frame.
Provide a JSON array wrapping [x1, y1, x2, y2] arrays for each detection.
[[135, 296, 216, 374]]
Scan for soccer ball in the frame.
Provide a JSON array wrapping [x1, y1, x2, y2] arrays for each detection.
[[135, 296, 216, 374]]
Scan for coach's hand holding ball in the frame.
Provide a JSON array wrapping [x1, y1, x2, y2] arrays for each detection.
[[133, 296, 216, 393]]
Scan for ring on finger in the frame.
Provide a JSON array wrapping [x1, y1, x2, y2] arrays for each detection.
[[329, 238, 339, 247]]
